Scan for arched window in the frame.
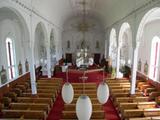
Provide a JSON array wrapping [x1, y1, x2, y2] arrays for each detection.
[[149, 36, 160, 81], [6, 37, 16, 79]]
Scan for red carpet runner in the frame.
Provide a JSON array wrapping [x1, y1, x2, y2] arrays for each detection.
[[47, 71, 121, 120]]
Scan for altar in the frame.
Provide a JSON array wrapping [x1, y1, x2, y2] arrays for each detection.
[[76, 49, 93, 68]]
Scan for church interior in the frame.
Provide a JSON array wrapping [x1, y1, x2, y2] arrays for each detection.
[[1, 0, 160, 120]]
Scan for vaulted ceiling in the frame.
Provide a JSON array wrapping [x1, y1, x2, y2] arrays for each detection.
[[29, 0, 151, 28]]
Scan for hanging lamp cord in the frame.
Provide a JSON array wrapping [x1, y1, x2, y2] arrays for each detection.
[[82, 71, 86, 95], [103, 66, 105, 83], [66, 68, 69, 83]]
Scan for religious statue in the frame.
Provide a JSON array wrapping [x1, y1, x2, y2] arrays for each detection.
[[18, 61, 23, 75], [138, 59, 142, 71], [81, 40, 85, 49], [0, 66, 7, 84], [67, 40, 70, 49], [144, 61, 148, 75], [25, 59, 29, 72], [96, 41, 100, 49]]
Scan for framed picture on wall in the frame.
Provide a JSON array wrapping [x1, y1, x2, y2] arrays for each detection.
[[0, 66, 7, 84], [144, 61, 148, 75], [96, 41, 100, 49], [25, 59, 29, 72], [18, 61, 23, 75], [138, 59, 142, 71]]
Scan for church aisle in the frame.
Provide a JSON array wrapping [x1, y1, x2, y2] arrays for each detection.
[[104, 98, 121, 120], [47, 94, 64, 120], [46, 71, 120, 120]]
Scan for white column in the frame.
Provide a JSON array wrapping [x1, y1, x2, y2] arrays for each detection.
[[29, 9, 37, 94], [116, 46, 120, 78], [130, 45, 139, 94], [104, 40, 107, 58], [28, 45, 37, 95], [47, 40, 51, 78]]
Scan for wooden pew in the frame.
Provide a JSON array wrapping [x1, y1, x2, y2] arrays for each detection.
[[72, 98, 99, 104], [17, 97, 53, 107], [62, 111, 105, 119], [119, 102, 156, 113], [2, 109, 47, 120], [112, 92, 142, 98], [122, 108, 160, 119], [9, 103, 50, 113], [74, 94, 97, 98], [129, 117, 151, 120], [115, 96, 149, 103], [107, 83, 130, 86], [109, 85, 131, 90], [144, 108, 160, 117], [64, 104, 103, 111], [26, 89, 57, 94], [22, 93, 55, 100], [74, 90, 97, 94], [122, 109, 144, 119], [71, 86, 97, 90], [72, 83, 96, 86], [129, 116, 160, 120]]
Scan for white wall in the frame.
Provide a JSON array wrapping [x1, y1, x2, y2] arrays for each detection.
[[138, 20, 160, 75]]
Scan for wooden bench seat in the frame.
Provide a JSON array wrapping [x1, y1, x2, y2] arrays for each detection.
[[26, 89, 57, 94], [37, 83, 60, 87], [62, 111, 105, 119], [129, 116, 160, 120], [144, 108, 160, 117], [114, 96, 149, 106], [17, 97, 53, 106], [22, 93, 55, 100], [137, 102, 156, 109], [72, 98, 99, 104], [107, 83, 130, 86], [128, 117, 151, 120], [122, 108, 160, 119], [109, 86, 131, 90], [64, 104, 103, 111], [72, 83, 96, 86], [122, 109, 144, 118], [9, 103, 50, 113], [37, 86, 59, 90], [71, 86, 97, 89], [2, 109, 46, 120], [112, 92, 142, 98], [106, 79, 129, 83], [74, 94, 97, 98], [74, 90, 97, 94], [119, 102, 156, 112], [111, 89, 131, 93], [38, 78, 63, 84]]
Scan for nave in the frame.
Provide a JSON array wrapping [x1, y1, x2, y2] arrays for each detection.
[[0, 65, 160, 120]]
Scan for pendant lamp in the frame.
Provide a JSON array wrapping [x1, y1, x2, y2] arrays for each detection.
[[97, 67, 109, 104], [76, 72, 92, 120], [62, 69, 74, 104]]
